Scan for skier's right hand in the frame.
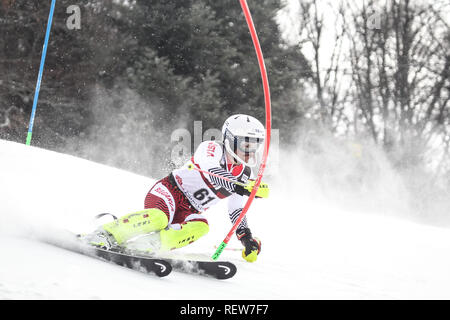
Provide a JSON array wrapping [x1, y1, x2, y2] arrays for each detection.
[[237, 227, 261, 262]]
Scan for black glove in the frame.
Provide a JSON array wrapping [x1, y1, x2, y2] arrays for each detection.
[[237, 227, 261, 262], [234, 184, 251, 197], [234, 181, 269, 199]]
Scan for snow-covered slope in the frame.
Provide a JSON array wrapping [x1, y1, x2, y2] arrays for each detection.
[[1, 139, 450, 299]]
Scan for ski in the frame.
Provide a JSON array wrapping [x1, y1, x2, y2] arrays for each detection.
[[119, 247, 237, 279], [100, 247, 237, 279], [41, 235, 172, 277], [39, 231, 235, 279], [85, 246, 172, 277], [166, 258, 237, 280]]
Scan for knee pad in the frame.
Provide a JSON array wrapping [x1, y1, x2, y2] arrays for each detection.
[[103, 208, 169, 244], [160, 221, 209, 251]]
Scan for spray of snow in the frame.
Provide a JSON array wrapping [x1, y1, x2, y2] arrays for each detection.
[[1, 138, 450, 299]]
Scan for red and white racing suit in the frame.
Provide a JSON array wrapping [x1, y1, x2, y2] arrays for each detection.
[[144, 141, 252, 233]]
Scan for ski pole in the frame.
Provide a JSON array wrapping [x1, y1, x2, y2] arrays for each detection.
[[214, 245, 242, 252], [26, 0, 56, 146], [187, 164, 248, 188]]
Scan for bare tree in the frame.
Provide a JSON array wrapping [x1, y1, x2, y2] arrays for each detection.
[[338, 0, 450, 168], [294, 0, 352, 132]]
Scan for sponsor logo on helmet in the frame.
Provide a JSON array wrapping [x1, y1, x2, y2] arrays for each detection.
[[206, 142, 216, 157]]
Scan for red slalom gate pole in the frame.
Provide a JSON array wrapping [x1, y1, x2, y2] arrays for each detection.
[[212, 0, 271, 260]]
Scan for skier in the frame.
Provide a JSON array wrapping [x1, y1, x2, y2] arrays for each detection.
[[84, 114, 269, 262]]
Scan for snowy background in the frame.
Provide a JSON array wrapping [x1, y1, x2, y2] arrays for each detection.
[[2, 138, 450, 300]]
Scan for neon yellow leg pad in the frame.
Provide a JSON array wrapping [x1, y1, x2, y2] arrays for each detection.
[[160, 221, 209, 251], [102, 209, 169, 245]]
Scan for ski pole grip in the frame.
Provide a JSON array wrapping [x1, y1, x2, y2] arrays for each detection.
[[212, 241, 228, 260]]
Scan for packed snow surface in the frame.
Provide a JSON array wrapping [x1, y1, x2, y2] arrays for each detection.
[[1, 139, 450, 299]]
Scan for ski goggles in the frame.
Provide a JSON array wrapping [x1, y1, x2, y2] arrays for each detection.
[[233, 136, 264, 154]]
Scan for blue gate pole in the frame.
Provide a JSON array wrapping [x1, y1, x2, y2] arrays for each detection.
[[26, 0, 56, 145]]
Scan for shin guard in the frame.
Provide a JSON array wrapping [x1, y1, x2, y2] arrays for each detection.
[[102, 208, 169, 245], [160, 221, 209, 251]]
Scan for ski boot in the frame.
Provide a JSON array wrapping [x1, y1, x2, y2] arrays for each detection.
[[79, 228, 117, 250]]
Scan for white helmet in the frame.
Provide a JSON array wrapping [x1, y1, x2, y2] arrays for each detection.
[[222, 114, 265, 167]]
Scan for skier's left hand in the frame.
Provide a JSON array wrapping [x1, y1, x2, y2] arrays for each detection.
[[245, 180, 269, 198], [237, 228, 261, 262], [235, 180, 269, 198]]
